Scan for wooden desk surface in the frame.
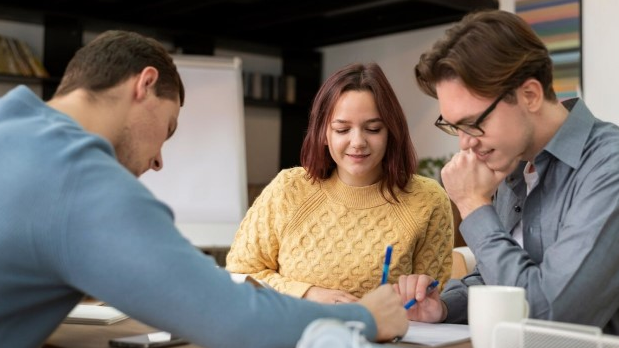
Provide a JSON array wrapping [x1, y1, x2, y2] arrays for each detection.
[[46, 318, 471, 348], [45, 320, 203, 348]]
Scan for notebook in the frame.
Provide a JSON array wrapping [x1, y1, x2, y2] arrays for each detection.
[[64, 304, 128, 325], [401, 321, 470, 347]]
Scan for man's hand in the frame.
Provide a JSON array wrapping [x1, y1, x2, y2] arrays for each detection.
[[394, 274, 445, 322], [303, 286, 359, 304], [358, 285, 408, 342], [441, 150, 508, 218]]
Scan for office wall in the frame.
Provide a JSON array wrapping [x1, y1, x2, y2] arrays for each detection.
[[582, 0, 619, 124]]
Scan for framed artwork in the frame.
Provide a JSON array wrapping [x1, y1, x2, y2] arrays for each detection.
[[516, 0, 582, 100]]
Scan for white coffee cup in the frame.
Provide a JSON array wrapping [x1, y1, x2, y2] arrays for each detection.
[[468, 285, 529, 348]]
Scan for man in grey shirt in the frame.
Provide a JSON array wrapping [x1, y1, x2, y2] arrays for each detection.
[[395, 10, 619, 334]]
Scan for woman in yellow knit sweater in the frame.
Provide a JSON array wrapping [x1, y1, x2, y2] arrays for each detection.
[[226, 62, 454, 305]]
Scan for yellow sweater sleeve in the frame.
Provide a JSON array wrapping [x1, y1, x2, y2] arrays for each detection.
[[408, 176, 454, 291], [226, 168, 315, 297]]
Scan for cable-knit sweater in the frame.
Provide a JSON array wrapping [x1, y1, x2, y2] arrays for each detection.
[[226, 167, 454, 298]]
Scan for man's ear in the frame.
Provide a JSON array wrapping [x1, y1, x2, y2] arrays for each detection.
[[520, 78, 544, 113], [135, 67, 159, 101]]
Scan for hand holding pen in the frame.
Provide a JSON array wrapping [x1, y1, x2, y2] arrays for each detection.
[[394, 275, 445, 322], [404, 280, 439, 309], [379, 247, 442, 316]]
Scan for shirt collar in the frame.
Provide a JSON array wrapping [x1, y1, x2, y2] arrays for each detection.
[[542, 98, 594, 169]]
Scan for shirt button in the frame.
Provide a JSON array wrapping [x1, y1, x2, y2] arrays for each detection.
[[514, 205, 522, 213]]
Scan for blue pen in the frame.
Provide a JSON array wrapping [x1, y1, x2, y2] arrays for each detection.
[[381, 245, 393, 285], [404, 280, 439, 309]]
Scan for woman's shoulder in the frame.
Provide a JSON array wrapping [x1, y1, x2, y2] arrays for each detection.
[[402, 175, 449, 201], [263, 167, 317, 196], [278, 166, 308, 178], [410, 174, 443, 190], [273, 167, 312, 185]]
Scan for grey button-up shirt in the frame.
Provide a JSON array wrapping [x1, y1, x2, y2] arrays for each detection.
[[442, 98, 619, 334]]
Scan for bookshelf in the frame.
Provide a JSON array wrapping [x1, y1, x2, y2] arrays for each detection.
[[0, 73, 57, 85]]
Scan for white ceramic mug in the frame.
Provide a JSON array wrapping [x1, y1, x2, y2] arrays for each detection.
[[468, 285, 529, 348]]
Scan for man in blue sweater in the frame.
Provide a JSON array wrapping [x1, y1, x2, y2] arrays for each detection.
[[0, 30, 408, 347]]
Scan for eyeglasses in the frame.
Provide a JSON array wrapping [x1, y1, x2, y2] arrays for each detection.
[[434, 92, 507, 137]]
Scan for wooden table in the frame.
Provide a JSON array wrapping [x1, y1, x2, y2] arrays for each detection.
[[45, 318, 472, 348], [45, 320, 203, 348]]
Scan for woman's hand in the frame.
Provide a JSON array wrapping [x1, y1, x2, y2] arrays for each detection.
[[303, 286, 359, 304], [394, 274, 445, 322]]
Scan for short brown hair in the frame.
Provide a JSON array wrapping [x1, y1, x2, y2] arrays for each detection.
[[55, 30, 184, 105], [415, 10, 556, 103]]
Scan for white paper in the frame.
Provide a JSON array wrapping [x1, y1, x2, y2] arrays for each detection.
[[64, 304, 128, 325], [401, 321, 470, 347]]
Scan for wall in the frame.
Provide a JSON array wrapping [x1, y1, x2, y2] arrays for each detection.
[[582, 0, 619, 124]]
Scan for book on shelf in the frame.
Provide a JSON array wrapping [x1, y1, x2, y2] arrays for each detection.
[[261, 73, 273, 101], [242, 70, 284, 103], [0, 35, 20, 75], [16, 39, 49, 78], [5, 37, 34, 76], [0, 34, 50, 78], [251, 71, 262, 100], [284, 75, 296, 104], [272, 75, 281, 101]]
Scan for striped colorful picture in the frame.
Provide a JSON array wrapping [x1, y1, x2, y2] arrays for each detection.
[[516, 0, 581, 100]]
